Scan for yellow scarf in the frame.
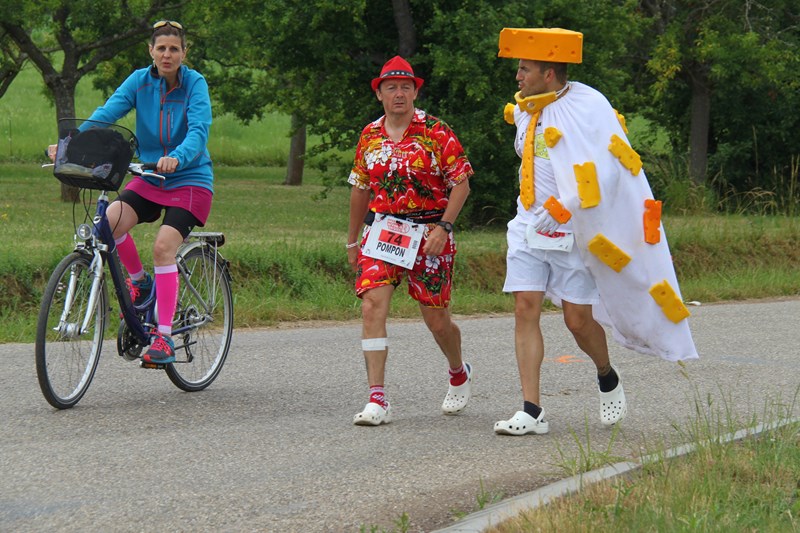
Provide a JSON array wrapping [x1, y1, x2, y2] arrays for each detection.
[[511, 90, 558, 210]]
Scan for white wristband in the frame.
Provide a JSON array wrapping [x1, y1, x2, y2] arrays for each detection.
[[345, 242, 359, 249]]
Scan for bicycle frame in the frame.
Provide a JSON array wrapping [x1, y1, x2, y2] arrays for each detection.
[[86, 191, 151, 344], [85, 192, 225, 344]]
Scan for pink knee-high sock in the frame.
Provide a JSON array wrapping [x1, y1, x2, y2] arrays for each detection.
[[154, 264, 179, 336], [114, 234, 144, 280]]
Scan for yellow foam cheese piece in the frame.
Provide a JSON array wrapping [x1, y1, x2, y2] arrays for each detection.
[[503, 103, 515, 125], [614, 109, 628, 134], [573, 162, 600, 208], [608, 134, 643, 176], [543, 196, 571, 224], [498, 28, 583, 63], [544, 127, 562, 148], [649, 280, 691, 323], [643, 198, 662, 244], [587, 234, 631, 273]]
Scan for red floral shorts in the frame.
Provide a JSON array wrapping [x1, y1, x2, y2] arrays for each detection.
[[355, 224, 457, 308]]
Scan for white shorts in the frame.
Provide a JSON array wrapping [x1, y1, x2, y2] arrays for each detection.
[[503, 216, 599, 305]]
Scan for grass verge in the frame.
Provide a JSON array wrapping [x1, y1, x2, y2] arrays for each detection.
[[484, 391, 800, 533], [2, 162, 800, 344]]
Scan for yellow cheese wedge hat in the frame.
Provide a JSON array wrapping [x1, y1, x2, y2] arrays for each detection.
[[498, 28, 583, 64]]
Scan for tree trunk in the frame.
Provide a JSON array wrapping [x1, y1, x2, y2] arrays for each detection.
[[391, 0, 416, 57], [687, 67, 710, 185], [284, 113, 306, 186], [50, 80, 80, 202]]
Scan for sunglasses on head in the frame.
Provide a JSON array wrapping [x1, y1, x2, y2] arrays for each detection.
[[153, 20, 183, 30]]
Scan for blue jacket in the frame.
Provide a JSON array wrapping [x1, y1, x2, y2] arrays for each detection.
[[87, 65, 213, 192]]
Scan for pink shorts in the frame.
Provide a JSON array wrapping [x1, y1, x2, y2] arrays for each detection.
[[125, 177, 213, 225]]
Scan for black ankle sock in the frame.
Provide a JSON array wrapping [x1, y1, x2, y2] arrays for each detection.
[[523, 401, 542, 419], [598, 367, 619, 393]]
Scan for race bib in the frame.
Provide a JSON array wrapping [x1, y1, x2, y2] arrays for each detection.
[[362, 214, 424, 269], [525, 224, 574, 253]]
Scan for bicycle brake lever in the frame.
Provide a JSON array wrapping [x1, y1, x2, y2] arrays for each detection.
[[141, 171, 167, 181], [129, 163, 166, 181]]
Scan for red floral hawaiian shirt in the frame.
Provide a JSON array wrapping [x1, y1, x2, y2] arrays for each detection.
[[348, 109, 473, 214]]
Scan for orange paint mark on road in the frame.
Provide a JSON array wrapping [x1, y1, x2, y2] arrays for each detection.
[[550, 355, 586, 364]]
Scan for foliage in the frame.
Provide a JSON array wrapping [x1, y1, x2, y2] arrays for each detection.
[[3, 1, 800, 217], [644, 0, 800, 200], [0, 0, 186, 115], [192, 0, 649, 226], [0, 0, 189, 200]]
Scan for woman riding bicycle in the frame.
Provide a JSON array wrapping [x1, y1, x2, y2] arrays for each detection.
[[75, 20, 213, 364]]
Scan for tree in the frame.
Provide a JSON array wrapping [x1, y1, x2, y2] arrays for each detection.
[[643, 0, 800, 197], [284, 114, 306, 186], [0, 26, 26, 98], [0, 0, 184, 201], [392, 0, 416, 57], [198, 0, 646, 225], [195, 1, 386, 188], [419, 0, 648, 224]]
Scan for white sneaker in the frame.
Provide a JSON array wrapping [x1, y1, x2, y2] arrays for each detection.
[[442, 363, 472, 415], [353, 402, 392, 426], [494, 409, 549, 435]]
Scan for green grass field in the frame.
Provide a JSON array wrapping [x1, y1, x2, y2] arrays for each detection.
[[2, 160, 800, 345], [0, 64, 294, 165]]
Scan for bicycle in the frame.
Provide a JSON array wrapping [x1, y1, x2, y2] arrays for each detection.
[[36, 118, 233, 409]]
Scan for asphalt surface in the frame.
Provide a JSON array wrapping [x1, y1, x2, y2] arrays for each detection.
[[2, 298, 799, 532]]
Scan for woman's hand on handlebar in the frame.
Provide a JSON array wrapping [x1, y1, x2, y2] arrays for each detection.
[[156, 156, 179, 174]]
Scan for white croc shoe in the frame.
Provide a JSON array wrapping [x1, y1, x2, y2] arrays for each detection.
[[494, 409, 549, 435], [599, 375, 627, 426], [353, 402, 392, 426], [442, 363, 473, 415]]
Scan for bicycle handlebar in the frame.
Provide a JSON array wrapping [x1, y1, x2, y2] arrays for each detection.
[[129, 162, 165, 181], [42, 145, 166, 182]]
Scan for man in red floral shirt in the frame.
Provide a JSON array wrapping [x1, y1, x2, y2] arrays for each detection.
[[347, 56, 474, 426]]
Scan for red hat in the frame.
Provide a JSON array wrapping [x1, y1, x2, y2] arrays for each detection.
[[371, 55, 424, 92]]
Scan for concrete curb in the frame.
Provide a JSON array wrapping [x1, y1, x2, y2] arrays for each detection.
[[432, 416, 800, 533]]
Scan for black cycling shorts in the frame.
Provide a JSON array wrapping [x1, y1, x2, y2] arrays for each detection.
[[114, 189, 201, 239]]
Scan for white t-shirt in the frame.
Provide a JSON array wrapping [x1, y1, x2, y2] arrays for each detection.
[[513, 107, 572, 231]]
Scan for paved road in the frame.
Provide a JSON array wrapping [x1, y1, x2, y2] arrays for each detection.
[[2, 299, 799, 532]]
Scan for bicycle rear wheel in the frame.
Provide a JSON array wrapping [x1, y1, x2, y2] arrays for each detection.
[[166, 246, 233, 391], [35, 252, 107, 409]]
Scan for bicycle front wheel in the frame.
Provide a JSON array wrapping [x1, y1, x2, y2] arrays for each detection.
[[35, 252, 107, 409], [166, 246, 233, 391]]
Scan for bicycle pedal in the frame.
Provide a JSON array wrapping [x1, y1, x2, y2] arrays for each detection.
[[139, 361, 168, 370]]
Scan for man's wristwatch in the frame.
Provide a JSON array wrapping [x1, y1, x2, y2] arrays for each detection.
[[436, 221, 453, 233]]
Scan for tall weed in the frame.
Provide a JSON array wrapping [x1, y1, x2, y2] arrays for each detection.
[[645, 152, 717, 215]]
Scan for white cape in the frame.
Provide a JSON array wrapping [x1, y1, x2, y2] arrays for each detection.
[[535, 82, 698, 361]]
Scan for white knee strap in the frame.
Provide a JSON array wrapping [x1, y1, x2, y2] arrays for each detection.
[[362, 338, 388, 351]]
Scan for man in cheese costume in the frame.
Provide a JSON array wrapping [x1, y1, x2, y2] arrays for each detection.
[[494, 28, 697, 436]]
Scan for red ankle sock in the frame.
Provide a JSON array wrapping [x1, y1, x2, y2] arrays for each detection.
[[369, 386, 387, 409], [449, 364, 467, 386]]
